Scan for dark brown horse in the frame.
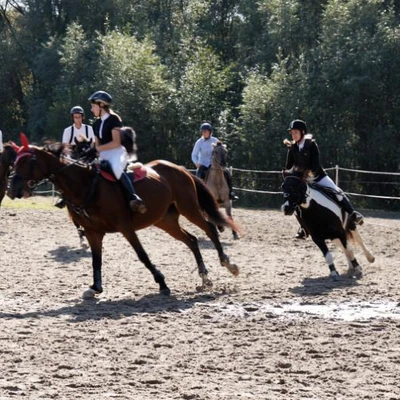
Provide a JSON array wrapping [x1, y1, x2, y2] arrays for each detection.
[[8, 135, 240, 299], [0, 145, 17, 207], [205, 142, 239, 240]]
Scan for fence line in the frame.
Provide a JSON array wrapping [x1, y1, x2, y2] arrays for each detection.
[[32, 165, 400, 201]]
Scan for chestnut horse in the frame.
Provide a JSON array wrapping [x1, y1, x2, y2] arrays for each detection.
[[8, 135, 240, 299], [205, 142, 239, 240], [0, 145, 17, 207]]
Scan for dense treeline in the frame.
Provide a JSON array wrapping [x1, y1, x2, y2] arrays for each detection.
[[1, 0, 400, 178]]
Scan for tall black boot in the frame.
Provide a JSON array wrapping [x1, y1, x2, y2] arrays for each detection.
[[339, 195, 363, 225], [119, 172, 147, 214], [223, 170, 238, 200]]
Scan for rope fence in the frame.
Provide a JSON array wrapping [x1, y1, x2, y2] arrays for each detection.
[[32, 165, 400, 202]]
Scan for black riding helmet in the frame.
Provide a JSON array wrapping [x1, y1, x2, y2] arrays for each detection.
[[70, 106, 85, 117], [200, 122, 213, 132], [288, 119, 307, 134], [88, 91, 112, 106]]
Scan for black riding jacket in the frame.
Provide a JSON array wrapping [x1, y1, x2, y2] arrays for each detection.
[[285, 138, 327, 182]]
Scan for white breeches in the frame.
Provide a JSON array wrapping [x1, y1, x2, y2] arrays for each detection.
[[314, 175, 344, 201], [99, 146, 128, 179]]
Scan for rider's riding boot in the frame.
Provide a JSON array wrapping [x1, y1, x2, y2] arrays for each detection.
[[119, 172, 147, 214], [224, 170, 238, 200], [55, 197, 66, 209], [339, 196, 364, 225]]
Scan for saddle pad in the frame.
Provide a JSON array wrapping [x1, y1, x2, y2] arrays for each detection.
[[97, 165, 148, 183]]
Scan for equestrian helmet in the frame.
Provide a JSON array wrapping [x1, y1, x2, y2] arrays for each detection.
[[70, 106, 85, 116], [200, 122, 213, 132], [88, 90, 112, 106], [288, 119, 307, 134]]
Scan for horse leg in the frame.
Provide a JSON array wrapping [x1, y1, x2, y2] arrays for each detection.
[[332, 238, 362, 279], [349, 229, 375, 263], [122, 230, 171, 296], [224, 200, 239, 240], [82, 230, 105, 299], [73, 218, 87, 249], [311, 236, 339, 280], [182, 211, 239, 276], [155, 207, 213, 289]]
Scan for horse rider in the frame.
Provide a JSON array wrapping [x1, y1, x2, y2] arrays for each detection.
[[88, 90, 146, 213], [284, 119, 363, 239], [191, 122, 237, 200], [62, 106, 95, 145], [55, 106, 96, 208]]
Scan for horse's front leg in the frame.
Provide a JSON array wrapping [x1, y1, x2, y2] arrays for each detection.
[[311, 236, 339, 280], [82, 230, 105, 299]]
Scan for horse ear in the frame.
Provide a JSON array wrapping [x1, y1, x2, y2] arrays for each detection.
[[9, 141, 21, 153], [20, 132, 30, 150]]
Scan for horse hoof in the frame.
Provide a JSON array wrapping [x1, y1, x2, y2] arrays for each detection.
[[202, 276, 213, 288], [233, 232, 240, 240], [82, 288, 97, 299], [348, 266, 363, 279], [329, 271, 340, 281], [368, 256, 375, 263], [160, 287, 171, 296], [227, 263, 239, 277]]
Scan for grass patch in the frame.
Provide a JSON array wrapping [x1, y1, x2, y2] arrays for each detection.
[[1, 196, 60, 211]]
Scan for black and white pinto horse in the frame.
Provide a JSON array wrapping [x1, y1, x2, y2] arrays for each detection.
[[281, 174, 375, 280]]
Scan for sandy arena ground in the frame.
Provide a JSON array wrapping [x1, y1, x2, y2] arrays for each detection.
[[0, 198, 399, 400]]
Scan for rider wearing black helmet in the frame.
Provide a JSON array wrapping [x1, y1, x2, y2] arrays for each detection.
[[191, 122, 237, 200], [61, 105, 95, 145], [88, 90, 146, 214], [284, 119, 363, 238]]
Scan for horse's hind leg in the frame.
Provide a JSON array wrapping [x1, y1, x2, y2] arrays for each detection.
[[122, 230, 171, 296], [180, 209, 239, 277], [224, 200, 239, 240], [350, 229, 375, 263], [332, 238, 362, 279], [155, 208, 213, 289]]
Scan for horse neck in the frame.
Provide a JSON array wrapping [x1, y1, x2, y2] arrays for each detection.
[[44, 153, 94, 200]]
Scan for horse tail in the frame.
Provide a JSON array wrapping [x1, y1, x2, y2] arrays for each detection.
[[192, 175, 240, 232]]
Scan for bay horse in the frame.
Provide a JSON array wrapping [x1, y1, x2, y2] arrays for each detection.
[[0, 145, 17, 207], [8, 134, 240, 299], [281, 173, 375, 280], [205, 142, 239, 240]]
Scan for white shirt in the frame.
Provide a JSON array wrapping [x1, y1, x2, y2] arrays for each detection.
[[62, 124, 95, 144], [0, 130, 3, 152]]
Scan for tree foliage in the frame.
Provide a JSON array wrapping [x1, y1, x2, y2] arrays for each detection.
[[0, 0, 399, 181]]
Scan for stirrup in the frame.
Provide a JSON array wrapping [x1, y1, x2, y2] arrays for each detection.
[[129, 199, 147, 214], [55, 198, 66, 209], [229, 192, 239, 201], [351, 211, 364, 226]]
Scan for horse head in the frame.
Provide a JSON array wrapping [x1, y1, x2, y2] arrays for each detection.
[[7, 134, 58, 199], [71, 137, 97, 163], [211, 141, 228, 168], [281, 174, 308, 215]]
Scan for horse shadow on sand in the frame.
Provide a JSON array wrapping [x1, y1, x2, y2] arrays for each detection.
[[47, 245, 92, 264], [0, 290, 229, 323], [290, 275, 361, 297]]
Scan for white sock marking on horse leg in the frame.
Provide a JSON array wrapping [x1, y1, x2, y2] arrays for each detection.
[[325, 251, 334, 266]]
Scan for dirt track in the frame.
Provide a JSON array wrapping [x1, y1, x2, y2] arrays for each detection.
[[0, 200, 400, 400]]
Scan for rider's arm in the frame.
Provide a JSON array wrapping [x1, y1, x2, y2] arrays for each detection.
[[96, 128, 121, 152], [191, 140, 201, 167]]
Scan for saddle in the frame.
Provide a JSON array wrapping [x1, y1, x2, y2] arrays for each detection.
[[308, 182, 342, 206], [95, 161, 148, 183]]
